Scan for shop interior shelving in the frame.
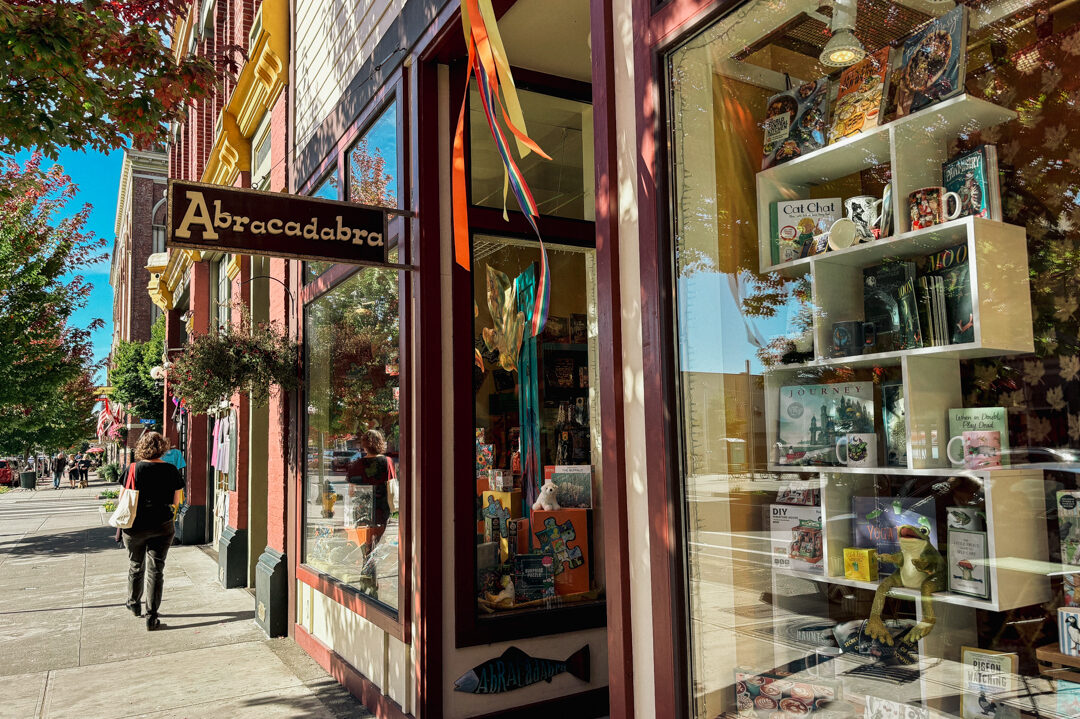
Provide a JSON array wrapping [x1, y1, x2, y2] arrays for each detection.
[[758, 92, 1049, 678]]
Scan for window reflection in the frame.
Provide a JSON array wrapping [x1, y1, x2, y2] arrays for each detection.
[[303, 268, 401, 610]]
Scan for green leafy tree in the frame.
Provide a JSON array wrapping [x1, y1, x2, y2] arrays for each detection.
[[0, 154, 104, 458], [0, 0, 216, 158], [110, 313, 165, 425]]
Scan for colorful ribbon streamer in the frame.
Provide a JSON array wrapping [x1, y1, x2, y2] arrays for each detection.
[[452, 0, 550, 337]]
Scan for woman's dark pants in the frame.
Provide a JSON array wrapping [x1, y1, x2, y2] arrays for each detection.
[[123, 521, 175, 617]]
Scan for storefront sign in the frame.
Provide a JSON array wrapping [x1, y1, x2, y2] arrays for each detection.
[[167, 180, 391, 265], [453, 645, 589, 694]]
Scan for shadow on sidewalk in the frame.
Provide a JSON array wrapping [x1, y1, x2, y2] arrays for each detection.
[[0, 527, 122, 557], [0, 603, 124, 616], [156, 609, 256, 630]]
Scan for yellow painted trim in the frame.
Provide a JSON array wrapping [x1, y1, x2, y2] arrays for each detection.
[[226, 254, 242, 280]]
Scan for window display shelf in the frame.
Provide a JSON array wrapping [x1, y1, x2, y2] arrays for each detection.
[[776, 567, 1006, 611], [757, 95, 1017, 275], [766, 464, 992, 477]]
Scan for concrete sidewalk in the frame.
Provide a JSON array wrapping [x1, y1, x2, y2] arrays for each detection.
[[0, 473, 372, 719]]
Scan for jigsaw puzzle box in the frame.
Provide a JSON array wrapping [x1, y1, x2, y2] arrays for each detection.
[[531, 508, 590, 596]]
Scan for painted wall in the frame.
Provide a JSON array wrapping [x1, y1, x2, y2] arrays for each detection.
[[293, 0, 406, 154]]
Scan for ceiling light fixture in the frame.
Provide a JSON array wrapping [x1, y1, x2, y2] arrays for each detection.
[[820, 0, 866, 68]]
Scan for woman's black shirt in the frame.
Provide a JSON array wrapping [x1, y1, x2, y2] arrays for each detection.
[[127, 461, 184, 532]]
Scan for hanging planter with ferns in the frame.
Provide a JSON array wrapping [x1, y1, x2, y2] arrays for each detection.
[[169, 315, 299, 413]]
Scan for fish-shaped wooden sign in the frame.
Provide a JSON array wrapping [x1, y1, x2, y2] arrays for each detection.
[[453, 645, 590, 694]]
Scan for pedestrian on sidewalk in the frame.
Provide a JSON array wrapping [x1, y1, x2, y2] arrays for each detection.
[[121, 431, 184, 630], [68, 453, 80, 488], [53, 452, 67, 490], [77, 453, 90, 487]]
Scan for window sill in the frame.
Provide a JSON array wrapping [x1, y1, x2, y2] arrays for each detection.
[[456, 597, 606, 648], [296, 564, 404, 641]]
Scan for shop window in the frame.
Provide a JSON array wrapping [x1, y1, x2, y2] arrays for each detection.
[[348, 102, 397, 208], [470, 234, 603, 621], [251, 114, 271, 191], [469, 86, 594, 221], [304, 170, 342, 283], [215, 255, 230, 332], [665, 1, 1080, 717], [303, 267, 402, 612]]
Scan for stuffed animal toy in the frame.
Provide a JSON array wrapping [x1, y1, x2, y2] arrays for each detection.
[[486, 576, 515, 607], [532, 480, 561, 511]]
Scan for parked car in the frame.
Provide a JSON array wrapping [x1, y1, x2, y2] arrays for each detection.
[[330, 450, 358, 473], [0, 459, 13, 486]]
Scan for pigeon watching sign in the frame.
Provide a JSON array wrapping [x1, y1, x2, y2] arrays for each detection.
[[167, 180, 392, 265]]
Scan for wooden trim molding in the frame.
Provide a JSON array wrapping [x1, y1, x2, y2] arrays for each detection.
[[296, 564, 405, 640], [467, 687, 609, 719], [589, 0, 634, 716], [294, 624, 410, 719]]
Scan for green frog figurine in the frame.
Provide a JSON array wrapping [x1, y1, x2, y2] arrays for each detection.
[[865, 521, 946, 645]]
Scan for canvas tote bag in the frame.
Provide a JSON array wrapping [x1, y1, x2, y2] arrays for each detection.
[[108, 463, 138, 529]]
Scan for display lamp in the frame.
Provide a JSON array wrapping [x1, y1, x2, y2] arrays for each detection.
[[820, 0, 865, 68]]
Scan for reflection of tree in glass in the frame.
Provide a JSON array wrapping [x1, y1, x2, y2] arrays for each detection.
[[307, 270, 400, 447], [349, 139, 393, 208]]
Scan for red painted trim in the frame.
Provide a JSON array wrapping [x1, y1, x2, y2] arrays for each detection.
[[589, 0, 634, 716], [297, 565, 404, 639], [415, 55, 445, 719], [467, 688, 609, 719], [294, 624, 410, 719]]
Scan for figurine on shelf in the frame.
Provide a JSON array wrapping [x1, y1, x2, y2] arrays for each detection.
[[486, 575, 515, 607], [865, 522, 946, 645], [532, 479, 561, 512]]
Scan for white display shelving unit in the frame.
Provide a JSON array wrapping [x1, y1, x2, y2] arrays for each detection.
[[759, 94, 1050, 671]]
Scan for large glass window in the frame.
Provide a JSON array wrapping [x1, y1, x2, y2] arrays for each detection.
[[303, 267, 401, 611], [348, 102, 397, 207], [667, 2, 1080, 718], [304, 170, 343, 283], [471, 235, 603, 618]]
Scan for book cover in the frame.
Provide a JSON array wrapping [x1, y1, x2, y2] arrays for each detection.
[[828, 46, 892, 144], [769, 197, 841, 264], [944, 145, 1000, 221], [853, 496, 938, 575], [513, 553, 555, 603], [961, 647, 1019, 719], [547, 465, 593, 508], [896, 276, 924, 349], [895, 5, 968, 118], [917, 276, 936, 347], [863, 260, 917, 352], [882, 381, 907, 467], [762, 78, 830, 170], [769, 503, 823, 574], [922, 243, 974, 345], [776, 382, 875, 466], [948, 528, 991, 599], [948, 407, 1010, 466], [1058, 491, 1080, 597]]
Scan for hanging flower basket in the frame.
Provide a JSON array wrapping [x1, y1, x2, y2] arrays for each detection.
[[169, 314, 299, 414]]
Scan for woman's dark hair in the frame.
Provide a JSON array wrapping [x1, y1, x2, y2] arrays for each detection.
[[361, 429, 386, 455], [135, 431, 170, 461]]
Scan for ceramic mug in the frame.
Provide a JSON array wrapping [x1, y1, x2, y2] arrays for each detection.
[[836, 432, 877, 467], [908, 186, 962, 230], [947, 430, 1002, 470], [826, 218, 858, 251], [844, 195, 883, 242]]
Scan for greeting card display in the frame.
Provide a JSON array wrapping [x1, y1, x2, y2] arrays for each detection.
[[776, 382, 874, 466], [761, 79, 829, 170]]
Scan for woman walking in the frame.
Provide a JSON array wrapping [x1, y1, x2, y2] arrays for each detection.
[[121, 432, 185, 630], [53, 453, 66, 490]]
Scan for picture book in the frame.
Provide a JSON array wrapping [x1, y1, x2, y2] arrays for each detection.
[[960, 647, 1019, 719], [852, 496, 938, 575], [944, 145, 1001, 221], [828, 46, 892, 144], [769, 197, 841, 264], [921, 243, 974, 345], [863, 260, 917, 353], [776, 382, 874, 466], [948, 528, 991, 599], [894, 5, 969, 118], [761, 78, 830, 170], [896, 275, 924, 349], [882, 381, 907, 467], [545, 465, 593, 508], [948, 408, 1009, 467]]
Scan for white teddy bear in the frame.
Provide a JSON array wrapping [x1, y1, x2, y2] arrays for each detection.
[[531, 480, 561, 512]]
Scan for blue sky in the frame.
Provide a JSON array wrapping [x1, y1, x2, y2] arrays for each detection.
[[15, 148, 123, 385]]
